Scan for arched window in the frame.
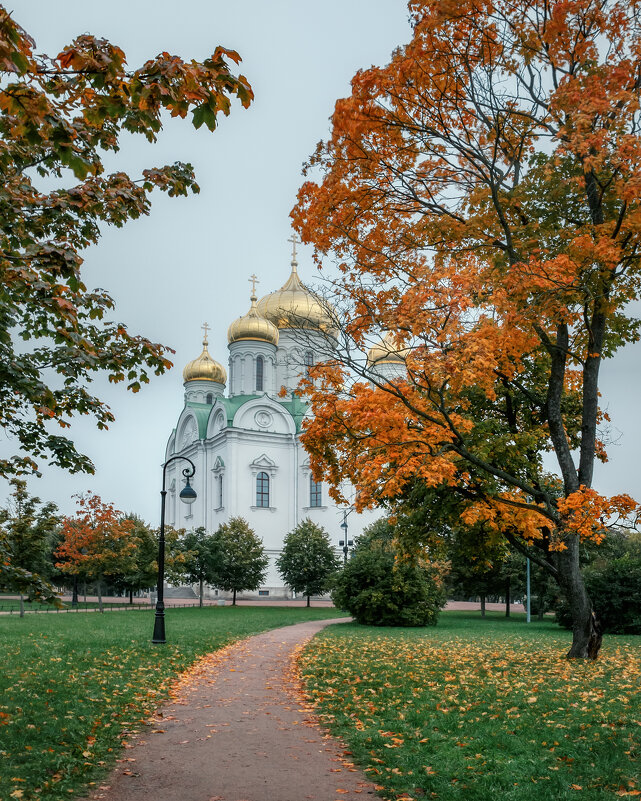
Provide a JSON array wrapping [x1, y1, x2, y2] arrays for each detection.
[[206, 393, 213, 404], [310, 476, 322, 508], [304, 351, 314, 377], [218, 474, 224, 508], [256, 471, 270, 507], [256, 355, 264, 392]]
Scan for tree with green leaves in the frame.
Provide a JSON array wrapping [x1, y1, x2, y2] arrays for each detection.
[[0, 8, 252, 478], [180, 526, 217, 607], [331, 519, 447, 627], [113, 516, 184, 603], [277, 518, 340, 606], [212, 517, 268, 605], [0, 478, 61, 610]]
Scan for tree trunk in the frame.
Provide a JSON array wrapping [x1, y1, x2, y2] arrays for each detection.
[[199, 577, 204, 608], [19, 593, 24, 618], [71, 576, 79, 607], [129, 587, 134, 605], [97, 579, 103, 613], [505, 578, 510, 618], [306, 593, 311, 608], [480, 594, 486, 618], [556, 537, 602, 659], [232, 589, 237, 606]]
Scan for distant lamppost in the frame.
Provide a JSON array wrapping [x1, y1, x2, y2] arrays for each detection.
[[152, 456, 197, 644], [339, 510, 353, 565]]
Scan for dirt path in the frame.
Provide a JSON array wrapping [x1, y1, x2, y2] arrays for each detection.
[[83, 618, 381, 801]]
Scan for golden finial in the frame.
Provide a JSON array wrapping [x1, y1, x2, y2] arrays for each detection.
[[201, 322, 210, 347], [249, 273, 259, 300]]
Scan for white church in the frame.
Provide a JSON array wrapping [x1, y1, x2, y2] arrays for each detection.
[[163, 237, 404, 598]]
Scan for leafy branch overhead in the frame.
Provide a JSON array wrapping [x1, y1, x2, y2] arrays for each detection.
[[0, 7, 253, 477]]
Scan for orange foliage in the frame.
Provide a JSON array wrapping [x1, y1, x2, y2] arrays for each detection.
[[55, 493, 136, 579], [293, 0, 641, 554]]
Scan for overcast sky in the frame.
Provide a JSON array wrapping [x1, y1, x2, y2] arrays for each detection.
[[5, 1, 641, 525]]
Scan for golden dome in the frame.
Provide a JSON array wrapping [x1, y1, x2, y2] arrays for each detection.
[[256, 259, 332, 331], [228, 293, 279, 346], [367, 332, 407, 367], [183, 328, 227, 384]]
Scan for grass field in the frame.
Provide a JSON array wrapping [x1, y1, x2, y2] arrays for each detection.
[[0, 605, 345, 801], [299, 612, 641, 801], [0, 600, 153, 613]]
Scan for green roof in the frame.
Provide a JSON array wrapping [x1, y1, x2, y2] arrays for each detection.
[[184, 402, 212, 439], [186, 394, 309, 437]]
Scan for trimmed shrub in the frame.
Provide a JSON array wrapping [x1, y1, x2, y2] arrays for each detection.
[[331, 521, 446, 627]]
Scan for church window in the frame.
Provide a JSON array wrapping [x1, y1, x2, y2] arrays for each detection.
[[304, 351, 314, 377], [310, 476, 322, 508], [256, 356, 264, 392], [256, 471, 270, 507], [206, 393, 213, 404], [218, 475, 224, 508]]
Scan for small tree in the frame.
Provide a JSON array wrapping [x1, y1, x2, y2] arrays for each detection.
[[212, 517, 268, 605], [181, 527, 217, 607], [277, 519, 340, 606], [115, 516, 184, 603], [55, 493, 137, 611], [332, 520, 447, 627], [0, 479, 60, 614]]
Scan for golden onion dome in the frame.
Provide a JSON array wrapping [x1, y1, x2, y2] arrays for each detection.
[[367, 332, 407, 367], [256, 257, 332, 331], [183, 328, 227, 384], [227, 292, 279, 346]]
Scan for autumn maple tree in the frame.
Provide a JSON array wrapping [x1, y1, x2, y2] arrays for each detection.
[[55, 493, 137, 611], [292, 0, 641, 658], [0, 7, 252, 477]]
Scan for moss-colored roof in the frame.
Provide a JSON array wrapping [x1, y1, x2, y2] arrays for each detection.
[[277, 394, 308, 433], [184, 402, 212, 439], [186, 394, 309, 438]]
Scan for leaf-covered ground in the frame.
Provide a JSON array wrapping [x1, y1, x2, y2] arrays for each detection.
[[0, 605, 345, 801], [299, 613, 641, 801]]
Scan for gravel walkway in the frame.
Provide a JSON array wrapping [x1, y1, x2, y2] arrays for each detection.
[[83, 618, 381, 801]]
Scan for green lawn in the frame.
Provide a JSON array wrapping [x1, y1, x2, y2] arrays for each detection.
[[0, 600, 154, 613], [0, 605, 345, 801], [299, 612, 641, 801]]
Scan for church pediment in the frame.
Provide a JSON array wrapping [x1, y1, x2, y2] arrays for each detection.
[[249, 453, 278, 476]]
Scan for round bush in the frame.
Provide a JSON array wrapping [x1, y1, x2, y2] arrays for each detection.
[[331, 522, 446, 627]]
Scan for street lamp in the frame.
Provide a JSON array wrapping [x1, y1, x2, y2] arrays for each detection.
[[338, 511, 353, 565], [152, 456, 197, 644]]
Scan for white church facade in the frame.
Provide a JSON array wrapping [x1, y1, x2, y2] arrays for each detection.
[[163, 239, 403, 598]]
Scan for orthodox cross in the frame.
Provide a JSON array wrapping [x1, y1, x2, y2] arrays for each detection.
[[249, 273, 259, 297], [288, 232, 299, 263], [201, 322, 210, 345]]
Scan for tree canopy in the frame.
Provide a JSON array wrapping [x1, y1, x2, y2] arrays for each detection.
[[55, 493, 136, 610], [292, 0, 641, 657], [180, 526, 217, 607], [0, 478, 60, 605], [0, 8, 252, 477], [276, 518, 340, 605], [212, 517, 268, 605]]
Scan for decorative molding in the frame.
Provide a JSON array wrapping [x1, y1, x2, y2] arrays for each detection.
[[210, 455, 225, 475], [254, 410, 273, 429], [249, 453, 278, 478], [179, 416, 198, 449]]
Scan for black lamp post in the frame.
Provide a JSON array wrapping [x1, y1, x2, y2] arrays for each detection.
[[152, 456, 197, 644], [338, 511, 353, 564]]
